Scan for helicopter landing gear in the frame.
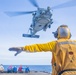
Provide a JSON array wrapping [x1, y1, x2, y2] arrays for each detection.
[[22, 34, 40, 38], [22, 28, 40, 38]]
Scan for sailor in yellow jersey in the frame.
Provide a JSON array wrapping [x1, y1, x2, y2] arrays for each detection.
[[9, 25, 76, 75]]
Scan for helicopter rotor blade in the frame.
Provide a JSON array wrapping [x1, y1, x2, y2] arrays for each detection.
[[51, 0, 76, 9], [4, 11, 36, 17], [29, 0, 39, 8]]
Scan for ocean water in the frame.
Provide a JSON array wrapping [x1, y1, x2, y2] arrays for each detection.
[[3, 65, 52, 73]]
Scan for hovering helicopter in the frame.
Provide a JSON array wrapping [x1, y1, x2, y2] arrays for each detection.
[[5, 0, 76, 38]]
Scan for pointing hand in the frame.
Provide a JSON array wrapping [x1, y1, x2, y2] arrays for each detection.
[[9, 47, 23, 56]]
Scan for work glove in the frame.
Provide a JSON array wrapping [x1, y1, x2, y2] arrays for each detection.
[[9, 47, 23, 56]]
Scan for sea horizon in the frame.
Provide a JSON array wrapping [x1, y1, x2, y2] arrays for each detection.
[[3, 65, 52, 73]]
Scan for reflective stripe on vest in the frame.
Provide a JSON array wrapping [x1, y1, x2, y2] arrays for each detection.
[[59, 41, 76, 45]]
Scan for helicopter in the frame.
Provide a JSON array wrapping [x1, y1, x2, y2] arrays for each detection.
[[5, 0, 76, 38]]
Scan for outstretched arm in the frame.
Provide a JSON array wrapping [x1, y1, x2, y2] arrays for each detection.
[[9, 41, 56, 56]]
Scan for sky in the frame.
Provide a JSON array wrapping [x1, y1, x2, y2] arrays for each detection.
[[0, 0, 76, 65]]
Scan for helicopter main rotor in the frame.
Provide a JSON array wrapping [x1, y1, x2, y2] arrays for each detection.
[[4, 11, 36, 17], [51, 0, 76, 9], [4, 0, 76, 17], [29, 0, 39, 8]]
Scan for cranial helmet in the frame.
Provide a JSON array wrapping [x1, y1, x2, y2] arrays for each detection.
[[53, 25, 71, 39]]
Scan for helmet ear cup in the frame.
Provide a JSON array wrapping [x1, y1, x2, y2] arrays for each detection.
[[69, 33, 72, 38], [52, 31, 58, 38]]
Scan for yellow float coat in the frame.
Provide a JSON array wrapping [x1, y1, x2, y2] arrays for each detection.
[[23, 39, 76, 75], [23, 41, 56, 52]]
